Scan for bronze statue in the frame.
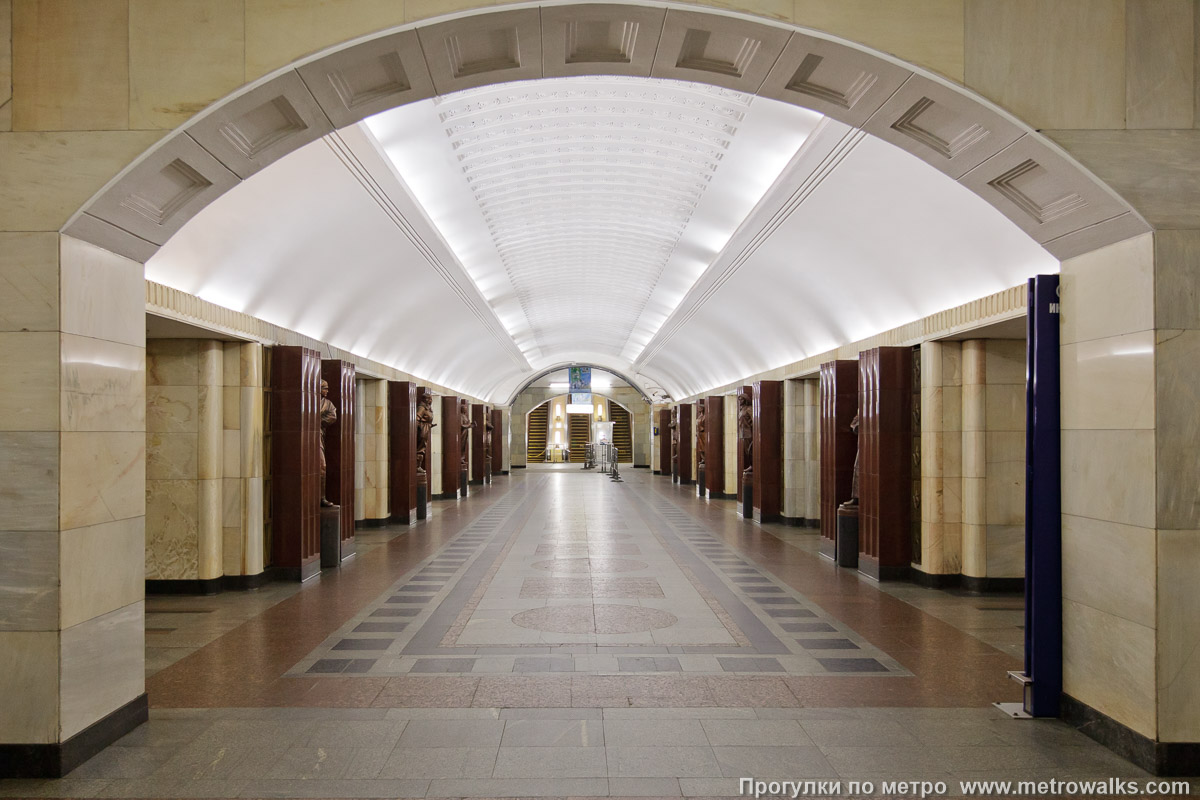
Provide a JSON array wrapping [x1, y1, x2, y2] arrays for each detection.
[[484, 413, 494, 463], [415, 391, 436, 475], [319, 379, 338, 507], [841, 412, 861, 509], [458, 399, 475, 470], [668, 413, 678, 464], [737, 393, 753, 475], [696, 401, 706, 468]]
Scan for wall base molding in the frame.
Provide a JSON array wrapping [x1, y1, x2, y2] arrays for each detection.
[[780, 515, 820, 528], [357, 517, 392, 528], [1061, 694, 1200, 777], [0, 693, 148, 778], [147, 570, 278, 595], [907, 571, 1024, 594]]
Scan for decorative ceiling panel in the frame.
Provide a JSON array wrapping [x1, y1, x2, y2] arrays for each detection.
[[366, 75, 819, 368]]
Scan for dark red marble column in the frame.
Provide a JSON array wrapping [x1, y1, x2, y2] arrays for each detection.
[[387, 381, 417, 524], [270, 346, 321, 581], [736, 386, 752, 500], [705, 395, 726, 498], [490, 408, 504, 475], [858, 346, 914, 580], [657, 409, 671, 475], [439, 396, 459, 500], [470, 404, 486, 486], [752, 380, 782, 523], [820, 360, 859, 561], [677, 403, 693, 485], [320, 360, 356, 556]]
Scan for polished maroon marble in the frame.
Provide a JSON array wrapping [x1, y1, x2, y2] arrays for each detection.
[[820, 360, 858, 552], [270, 346, 321, 580], [736, 385, 752, 501], [387, 380, 418, 523], [752, 380, 782, 523], [677, 403, 693, 485], [657, 409, 671, 474], [321, 359, 356, 547], [440, 395, 459, 500], [470, 403, 486, 484], [858, 347, 914, 578], [705, 395, 724, 496]]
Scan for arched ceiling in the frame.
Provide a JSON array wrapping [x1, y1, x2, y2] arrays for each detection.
[[69, 3, 1151, 404], [366, 78, 819, 369]]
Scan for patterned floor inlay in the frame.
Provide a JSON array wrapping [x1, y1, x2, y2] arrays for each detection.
[[511, 604, 681, 635], [287, 473, 907, 678]]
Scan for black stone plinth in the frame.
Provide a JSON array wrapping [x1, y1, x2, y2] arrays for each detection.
[[416, 478, 428, 521], [697, 468, 706, 497], [460, 469, 469, 498], [836, 506, 859, 569], [741, 474, 753, 519], [320, 507, 341, 568]]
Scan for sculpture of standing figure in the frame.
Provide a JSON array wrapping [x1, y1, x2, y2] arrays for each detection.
[[415, 391, 436, 475], [842, 412, 861, 509], [668, 413, 679, 465], [319, 379, 338, 507], [459, 399, 475, 470], [696, 401, 706, 468], [736, 393, 753, 475], [484, 413, 494, 464]]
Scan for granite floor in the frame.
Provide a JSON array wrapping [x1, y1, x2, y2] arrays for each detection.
[[4, 469, 1194, 799]]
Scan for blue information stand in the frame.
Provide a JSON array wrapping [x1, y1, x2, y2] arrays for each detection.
[[1020, 274, 1063, 717]]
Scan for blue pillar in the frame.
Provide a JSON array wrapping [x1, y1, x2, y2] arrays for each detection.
[[1024, 274, 1062, 717]]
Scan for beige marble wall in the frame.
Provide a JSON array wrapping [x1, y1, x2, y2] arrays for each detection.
[[355, 378, 388, 521], [146, 338, 223, 580], [1152, 229, 1200, 743], [782, 379, 819, 521], [0, 235, 149, 746], [430, 397, 443, 496], [724, 397, 737, 495], [920, 340, 963, 575], [221, 341, 264, 577], [1061, 233, 1158, 740]]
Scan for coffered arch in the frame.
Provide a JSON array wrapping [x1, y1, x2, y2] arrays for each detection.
[[62, 0, 1150, 402]]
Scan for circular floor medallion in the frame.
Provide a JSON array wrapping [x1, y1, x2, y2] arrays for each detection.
[[530, 557, 649, 574], [511, 603, 678, 634]]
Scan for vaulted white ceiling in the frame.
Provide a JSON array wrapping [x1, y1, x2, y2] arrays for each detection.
[[147, 75, 1057, 403], [366, 77, 819, 367]]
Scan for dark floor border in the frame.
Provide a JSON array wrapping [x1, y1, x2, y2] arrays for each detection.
[[961, 575, 1024, 594], [357, 517, 392, 528], [909, 570, 963, 590], [0, 693, 147, 778], [434, 491, 460, 501], [634, 464, 650, 468], [708, 490, 735, 500], [511, 464, 527, 469], [147, 569, 281, 596], [1061, 694, 1200, 776], [907, 571, 1025, 594], [780, 515, 820, 528]]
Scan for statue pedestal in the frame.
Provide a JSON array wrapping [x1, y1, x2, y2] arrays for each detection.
[[416, 472, 428, 521], [836, 505, 859, 568], [697, 467, 705, 497], [459, 469, 469, 498], [320, 507, 341, 569], [740, 472, 753, 519], [485, 463, 492, 484]]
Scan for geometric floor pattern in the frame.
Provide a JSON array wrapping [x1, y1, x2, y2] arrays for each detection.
[[290, 476, 906, 678], [1, 468, 1186, 798]]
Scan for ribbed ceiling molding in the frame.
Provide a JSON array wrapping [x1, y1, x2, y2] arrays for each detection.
[[367, 76, 818, 369]]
